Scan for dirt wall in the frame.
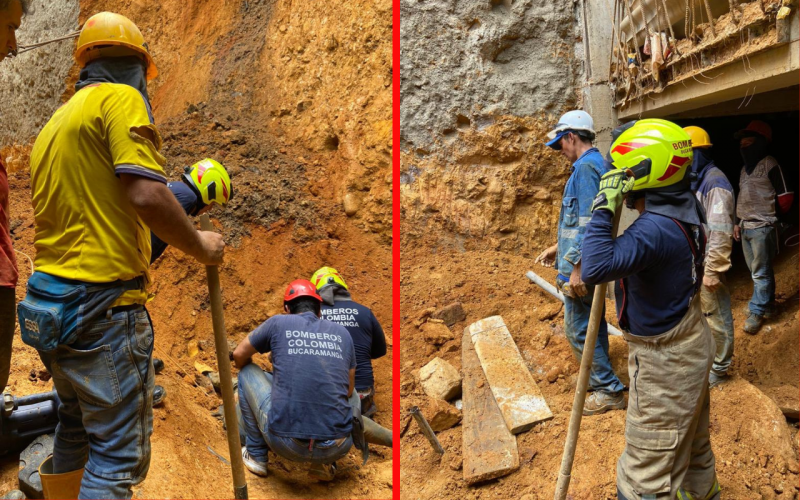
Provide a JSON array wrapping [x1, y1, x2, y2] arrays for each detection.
[[0, 0, 79, 145], [400, 0, 584, 254]]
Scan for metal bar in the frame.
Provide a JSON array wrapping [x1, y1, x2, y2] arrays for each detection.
[[525, 271, 622, 336], [409, 406, 444, 454]]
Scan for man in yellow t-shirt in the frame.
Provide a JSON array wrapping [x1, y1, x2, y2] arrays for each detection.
[[21, 12, 224, 500]]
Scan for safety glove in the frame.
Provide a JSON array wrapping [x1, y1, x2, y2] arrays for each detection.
[[591, 169, 636, 215]]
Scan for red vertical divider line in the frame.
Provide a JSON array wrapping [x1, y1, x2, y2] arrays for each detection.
[[392, 0, 401, 497]]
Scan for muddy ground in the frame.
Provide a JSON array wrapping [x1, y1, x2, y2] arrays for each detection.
[[400, 228, 799, 499], [0, 0, 392, 498]]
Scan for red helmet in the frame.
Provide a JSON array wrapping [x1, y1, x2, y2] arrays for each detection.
[[283, 279, 322, 304], [735, 120, 772, 143]]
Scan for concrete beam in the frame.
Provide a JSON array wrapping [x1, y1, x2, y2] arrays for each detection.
[[618, 40, 800, 120]]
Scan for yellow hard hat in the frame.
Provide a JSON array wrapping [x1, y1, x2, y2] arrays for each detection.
[[182, 159, 233, 207], [76, 12, 158, 81], [609, 119, 693, 191], [683, 126, 713, 149], [310, 267, 348, 291]]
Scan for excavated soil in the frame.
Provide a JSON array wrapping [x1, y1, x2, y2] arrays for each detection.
[[0, 0, 392, 498], [400, 228, 799, 499]]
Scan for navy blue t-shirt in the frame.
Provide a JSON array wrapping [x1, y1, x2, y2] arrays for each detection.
[[150, 182, 200, 263], [321, 300, 386, 391], [582, 209, 702, 336], [248, 311, 357, 440]]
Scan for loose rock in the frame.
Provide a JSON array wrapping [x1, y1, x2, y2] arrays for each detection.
[[421, 321, 454, 345], [423, 398, 462, 431], [432, 302, 466, 326], [419, 357, 462, 400]]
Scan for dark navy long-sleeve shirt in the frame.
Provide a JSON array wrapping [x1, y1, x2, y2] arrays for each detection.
[[581, 209, 702, 336], [321, 300, 387, 390], [150, 182, 200, 263]]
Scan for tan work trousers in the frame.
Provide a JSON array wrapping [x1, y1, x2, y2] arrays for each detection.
[[617, 297, 717, 499]]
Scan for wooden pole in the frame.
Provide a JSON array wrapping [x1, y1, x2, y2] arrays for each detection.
[[200, 214, 248, 499], [553, 209, 623, 500]]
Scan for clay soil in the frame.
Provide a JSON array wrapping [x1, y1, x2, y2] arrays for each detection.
[[400, 228, 799, 499], [0, 0, 392, 498]]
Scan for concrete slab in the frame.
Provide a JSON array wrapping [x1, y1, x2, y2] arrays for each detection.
[[468, 316, 553, 433], [462, 327, 519, 485]]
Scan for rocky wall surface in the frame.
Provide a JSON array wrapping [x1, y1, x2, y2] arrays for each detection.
[[0, 0, 79, 146], [400, 0, 585, 254]]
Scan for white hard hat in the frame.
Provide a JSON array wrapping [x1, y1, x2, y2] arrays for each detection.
[[546, 110, 596, 150]]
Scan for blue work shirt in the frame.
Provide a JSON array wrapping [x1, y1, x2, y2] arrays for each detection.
[[321, 300, 387, 391], [248, 311, 356, 440], [581, 209, 704, 336], [150, 182, 200, 263], [556, 148, 610, 280]]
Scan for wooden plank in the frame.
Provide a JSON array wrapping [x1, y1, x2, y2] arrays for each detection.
[[468, 316, 553, 433], [462, 327, 519, 485]]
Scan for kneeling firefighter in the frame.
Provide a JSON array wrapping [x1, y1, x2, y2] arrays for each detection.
[[581, 119, 719, 500]]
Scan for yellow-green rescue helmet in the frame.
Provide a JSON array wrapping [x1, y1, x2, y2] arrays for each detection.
[[608, 118, 693, 191], [310, 267, 348, 290], [182, 158, 233, 206]]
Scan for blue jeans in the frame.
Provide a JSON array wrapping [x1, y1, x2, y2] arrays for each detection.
[[237, 364, 353, 465], [562, 284, 624, 394], [700, 279, 734, 376], [38, 307, 154, 500], [741, 226, 777, 316]]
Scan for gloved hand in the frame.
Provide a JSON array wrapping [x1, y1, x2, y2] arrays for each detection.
[[591, 169, 636, 215]]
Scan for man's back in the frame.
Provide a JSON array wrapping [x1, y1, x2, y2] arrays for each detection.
[[29, 82, 166, 305], [248, 311, 356, 440], [321, 299, 386, 391]]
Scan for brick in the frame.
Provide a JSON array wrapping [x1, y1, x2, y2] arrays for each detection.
[[468, 315, 553, 433], [462, 327, 519, 484], [419, 357, 461, 401]]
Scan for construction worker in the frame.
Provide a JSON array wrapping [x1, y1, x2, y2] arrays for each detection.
[[19, 12, 224, 499], [685, 126, 735, 388], [582, 119, 718, 500], [147, 158, 234, 406], [535, 110, 625, 415], [0, 0, 27, 394], [311, 266, 387, 417], [733, 120, 794, 334], [232, 280, 392, 481]]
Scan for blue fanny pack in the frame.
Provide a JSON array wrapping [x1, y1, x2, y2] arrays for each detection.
[[17, 272, 145, 352]]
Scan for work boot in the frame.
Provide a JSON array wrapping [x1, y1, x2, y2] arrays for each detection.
[[743, 312, 763, 334], [708, 372, 729, 389], [308, 462, 336, 481], [358, 387, 377, 418], [39, 457, 84, 500], [763, 303, 776, 319], [241, 447, 268, 477], [153, 385, 166, 406], [153, 358, 164, 374], [582, 391, 625, 416]]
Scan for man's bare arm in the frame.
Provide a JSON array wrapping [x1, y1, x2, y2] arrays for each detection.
[[348, 369, 355, 398], [119, 174, 224, 265], [233, 336, 258, 369]]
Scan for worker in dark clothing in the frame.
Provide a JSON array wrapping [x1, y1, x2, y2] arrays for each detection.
[[684, 126, 736, 388], [311, 266, 387, 417], [232, 280, 392, 481], [732, 120, 794, 334], [149, 158, 234, 405], [582, 119, 719, 500], [151, 158, 233, 262]]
